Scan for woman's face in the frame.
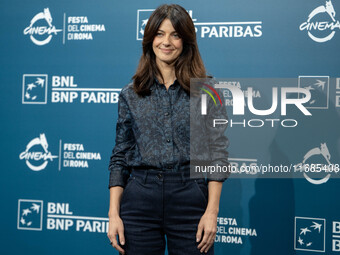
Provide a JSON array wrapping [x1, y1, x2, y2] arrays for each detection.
[[152, 18, 183, 66]]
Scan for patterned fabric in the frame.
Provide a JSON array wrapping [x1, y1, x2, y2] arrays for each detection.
[[108, 78, 230, 188]]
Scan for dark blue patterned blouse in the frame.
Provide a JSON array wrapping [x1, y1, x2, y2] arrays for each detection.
[[108, 78, 230, 189]]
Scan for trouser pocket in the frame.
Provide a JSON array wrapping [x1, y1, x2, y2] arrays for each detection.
[[193, 179, 208, 205], [120, 176, 136, 204]]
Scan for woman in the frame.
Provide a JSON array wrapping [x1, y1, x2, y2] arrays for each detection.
[[107, 4, 229, 255]]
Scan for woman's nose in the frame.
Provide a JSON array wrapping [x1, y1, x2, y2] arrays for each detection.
[[162, 35, 171, 45]]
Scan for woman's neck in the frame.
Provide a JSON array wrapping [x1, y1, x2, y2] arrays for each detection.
[[156, 60, 176, 86]]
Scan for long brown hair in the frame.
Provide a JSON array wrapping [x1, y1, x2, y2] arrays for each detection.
[[132, 4, 209, 96]]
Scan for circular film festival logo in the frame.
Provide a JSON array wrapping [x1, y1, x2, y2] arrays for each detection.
[[23, 8, 62, 46], [300, 0, 340, 43], [295, 143, 333, 184], [19, 134, 58, 171]]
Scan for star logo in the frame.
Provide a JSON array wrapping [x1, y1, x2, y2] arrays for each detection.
[[295, 217, 325, 252], [22, 74, 48, 104], [17, 199, 44, 231], [298, 76, 329, 109], [136, 10, 154, 40]]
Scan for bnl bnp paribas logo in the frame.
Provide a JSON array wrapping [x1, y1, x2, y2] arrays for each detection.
[[17, 199, 43, 230], [137, 9, 262, 40], [295, 217, 326, 252], [18, 199, 109, 233], [22, 74, 48, 104], [298, 76, 329, 109], [300, 0, 340, 43], [22, 74, 120, 104], [298, 76, 340, 108], [295, 217, 340, 252]]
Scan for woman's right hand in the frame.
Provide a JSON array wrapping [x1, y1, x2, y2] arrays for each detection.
[[107, 214, 125, 255]]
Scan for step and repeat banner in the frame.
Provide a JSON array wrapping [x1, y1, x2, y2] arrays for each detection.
[[1, 0, 340, 254]]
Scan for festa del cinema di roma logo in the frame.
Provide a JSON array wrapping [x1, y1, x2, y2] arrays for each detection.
[[23, 8, 62, 46], [19, 133, 58, 171], [19, 133, 102, 171], [294, 143, 335, 185], [300, 0, 340, 42], [23, 8, 105, 45]]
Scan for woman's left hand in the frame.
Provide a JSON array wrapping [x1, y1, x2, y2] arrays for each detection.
[[196, 210, 218, 253]]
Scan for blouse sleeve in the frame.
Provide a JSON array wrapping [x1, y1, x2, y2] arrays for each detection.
[[205, 86, 231, 183], [108, 91, 135, 189]]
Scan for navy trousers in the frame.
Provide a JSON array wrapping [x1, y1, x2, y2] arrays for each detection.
[[119, 169, 214, 255]]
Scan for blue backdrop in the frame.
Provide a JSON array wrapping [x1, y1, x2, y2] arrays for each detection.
[[1, 0, 340, 254]]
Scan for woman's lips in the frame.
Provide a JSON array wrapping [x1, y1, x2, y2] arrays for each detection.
[[160, 48, 174, 53]]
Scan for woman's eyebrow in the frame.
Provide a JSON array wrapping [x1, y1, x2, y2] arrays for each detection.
[[157, 29, 177, 33]]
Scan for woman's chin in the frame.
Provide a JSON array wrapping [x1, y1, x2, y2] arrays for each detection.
[[158, 58, 177, 66]]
